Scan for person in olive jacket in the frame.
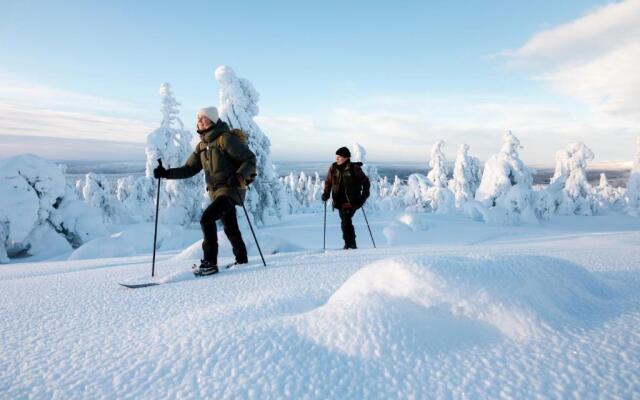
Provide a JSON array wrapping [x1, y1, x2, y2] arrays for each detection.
[[153, 106, 257, 275], [321, 147, 371, 249]]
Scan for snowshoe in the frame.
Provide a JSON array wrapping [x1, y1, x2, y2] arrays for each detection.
[[193, 260, 219, 276]]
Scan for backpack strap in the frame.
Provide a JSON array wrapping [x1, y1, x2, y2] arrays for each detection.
[[195, 141, 208, 155], [215, 132, 227, 151]]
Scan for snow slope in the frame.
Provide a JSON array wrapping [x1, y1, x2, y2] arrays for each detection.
[[1, 212, 639, 399]]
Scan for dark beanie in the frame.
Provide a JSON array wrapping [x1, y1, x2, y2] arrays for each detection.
[[336, 146, 351, 158]]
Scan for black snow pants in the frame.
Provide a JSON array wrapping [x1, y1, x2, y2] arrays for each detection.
[[339, 207, 357, 247], [200, 195, 248, 265]]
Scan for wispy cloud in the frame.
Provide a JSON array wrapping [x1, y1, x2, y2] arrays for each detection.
[[259, 94, 633, 165], [504, 0, 640, 120], [0, 134, 145, 161], [0, 73, 157, 144]]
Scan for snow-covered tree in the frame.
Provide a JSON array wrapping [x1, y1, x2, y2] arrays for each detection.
[[275, 170, 324, 213], [427, 140, 448, 187], [215, 65, 281, 224], [115, 175, 155, 223], [146, 83, 202, 226], [595, 173, 625, 212], [448, 144, 482, 207], [475, 131, 537, 222], [309, 172, 323, 205], [79, 173, 122, 223], [379, 176, 391, 197], [625, 137, 640, 215], [278, 173, 302, 215], [404, 173, 433, 212], [391, 175, 406, 197], [0, 155, 107, 262], [377, 175, 407, 211], [423, 140, 454, 213], [550, 142, 597, 216], [296, 171, 309, 207]]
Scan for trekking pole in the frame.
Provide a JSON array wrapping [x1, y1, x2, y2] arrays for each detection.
[[323, 200, 327, 251], [361, 205, 376, 249], [151, 158, 162, 277], [236, 187, 267, 267]]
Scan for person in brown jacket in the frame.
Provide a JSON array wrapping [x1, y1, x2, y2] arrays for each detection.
[[153, 106, 257, 275], [321, 147, 371, 249]]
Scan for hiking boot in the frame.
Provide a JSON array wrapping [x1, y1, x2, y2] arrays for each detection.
[[193, 260, 219, 276]]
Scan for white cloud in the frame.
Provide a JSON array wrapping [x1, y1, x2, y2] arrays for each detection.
[[0, 134, 145, 161], [259, 95, 635, 165], [0, 102, 156, 142], [0, 73, 157, 144], [505, 0, 640, 120]]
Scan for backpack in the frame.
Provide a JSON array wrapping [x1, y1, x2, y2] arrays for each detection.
[[215, 128, 248, 148], [217, 129, 256, 185]]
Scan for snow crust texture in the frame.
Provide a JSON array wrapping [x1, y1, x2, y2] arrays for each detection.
[[295, 255, 616, 358], [1, 214, 639, 399]]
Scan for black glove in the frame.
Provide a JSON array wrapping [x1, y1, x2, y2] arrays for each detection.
[[153, 164, 169, 179], [227, 174, 243, 187], [321, 192, 330, 202]]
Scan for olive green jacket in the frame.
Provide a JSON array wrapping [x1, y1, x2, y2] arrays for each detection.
[[166, 120, 257, 204]]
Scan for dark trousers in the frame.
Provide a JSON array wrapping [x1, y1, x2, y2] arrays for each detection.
[[200, 195, 248, 264], [339, 207, 357, 247]]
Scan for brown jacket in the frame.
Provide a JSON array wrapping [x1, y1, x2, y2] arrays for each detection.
[[166, 120, 257, 204], [323, 161, 370, 209]]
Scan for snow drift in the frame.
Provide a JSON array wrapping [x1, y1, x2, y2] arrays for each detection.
[[294, 255, 616, 358]]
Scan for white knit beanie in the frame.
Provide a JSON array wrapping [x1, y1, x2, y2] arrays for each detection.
[[196, 106, 219, 125]]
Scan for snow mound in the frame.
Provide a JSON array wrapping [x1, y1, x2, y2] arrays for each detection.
[[172, 232, 303, 261], [382, 213, 428, 245], [68, 224, 173, 260], [294, 255, 614, 358]]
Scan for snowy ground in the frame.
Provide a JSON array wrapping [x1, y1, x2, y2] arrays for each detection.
[[1, 211, 639, 399]]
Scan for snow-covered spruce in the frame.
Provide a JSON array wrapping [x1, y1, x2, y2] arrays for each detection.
[[549, 142, 597, 216], [215, 65, 282, 224], [474, 131, 538, 223], [404, 141, 457, 214], [595, 173, 625, 213], [404, 173, 433, 212], [0, 154, 106, 262], [427, 140, 448, 187], [78, 172, 123, 224], [448, 144, 482, 208], [114, 175, 156, 223], [146, 82, 203, 226], [423, 140, 455, 213], [625, 137, 640, 215]]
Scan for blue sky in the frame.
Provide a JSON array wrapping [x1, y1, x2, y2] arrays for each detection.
[[0, 0, 638, 165]]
